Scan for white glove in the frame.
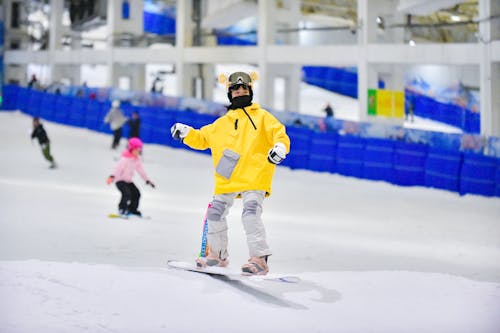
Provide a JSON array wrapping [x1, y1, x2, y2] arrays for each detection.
[[170, 123, 192, 140], [267, 142, 287, 164]]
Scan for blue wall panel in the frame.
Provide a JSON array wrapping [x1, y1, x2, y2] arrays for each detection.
[[363, 138, 394, 182], [84, 100, 103, 131], [53, 95, 73, 125], [39, 93, 57, 121], [1, 85, 19, 110], [281, 126, 312, 170], [17, 88, 29, 114], [496, 163, 500, 197], [308, 132, 338, 173], [393, 142, 428, 186], [460, 153, 497, 196], [424, 148, 462, 192], [337, 135, 365, 178], [67, 97, 88, 128], [26, 90, 43, 117]]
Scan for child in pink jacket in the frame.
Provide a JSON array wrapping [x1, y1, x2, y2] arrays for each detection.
[[107, 138, 155, 217]]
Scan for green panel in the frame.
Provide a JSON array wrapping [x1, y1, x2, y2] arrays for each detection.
[[368, 89, 377, 115]]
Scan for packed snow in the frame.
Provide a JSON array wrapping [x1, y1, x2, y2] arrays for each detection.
[[1, 111, 499, 333]]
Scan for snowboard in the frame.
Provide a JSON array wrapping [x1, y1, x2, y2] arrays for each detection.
[[108, 213, 151, 220], [167, 260, 300, 283]]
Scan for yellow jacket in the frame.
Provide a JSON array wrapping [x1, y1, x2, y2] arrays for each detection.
[[183, 103, 290, 196]]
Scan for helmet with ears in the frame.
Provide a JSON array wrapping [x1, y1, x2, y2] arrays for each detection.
[[219, 71, 258, 103]]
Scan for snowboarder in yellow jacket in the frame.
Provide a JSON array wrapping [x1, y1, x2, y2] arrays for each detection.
[[171, 71, 290, 275]]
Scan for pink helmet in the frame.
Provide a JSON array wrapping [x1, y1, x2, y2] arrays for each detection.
[[128, 137, 143, 151]]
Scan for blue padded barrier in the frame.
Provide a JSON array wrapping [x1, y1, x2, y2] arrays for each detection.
[[413, 95, 435, 119], [362, 138, 394, 182], [496, 163, 500, 197], [302, 66, 358, 98], [138, 106, 156, 144], [17, 88, 29, 114], [424, 148, 462, 192], [393, 141, 428, 186], [460, 153, 497, 197], [39, 93, 57, 121], [53, 95, 72, 125], [281, 126, 312, 170], [308, 132, 338, 173], [216, 35, 255, 46], [26, 90, 43, 117], [189, 112, 218, 155], [324, 67, 342, 92], [150, 108, 176, 146], [1, 84, 19, 110], [144, 12, 176, 35], [465, 110, 480, 133], [84, 100, 104, 131], [67, 97, 88, 128], [337, 135, 365, 178]]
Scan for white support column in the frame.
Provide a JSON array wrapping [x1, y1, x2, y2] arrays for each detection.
[[106, 0, 117, 87], [106, 0, 144, 88], [257, 0, 274, 108], [357, 0, 369, 121], [4, 0, 28, 84], [479, 0, 500, 137], [48, 0, 65, 84], [202, 63, 214, 101], [280, 0, 301, 111], [175, 0, 192, 96]]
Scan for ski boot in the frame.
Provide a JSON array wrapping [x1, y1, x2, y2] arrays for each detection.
[[129, 210, 142, 218], [119, 209, 130, 219]]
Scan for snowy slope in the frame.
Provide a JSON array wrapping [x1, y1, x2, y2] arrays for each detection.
[[1, 111, 499, 333]]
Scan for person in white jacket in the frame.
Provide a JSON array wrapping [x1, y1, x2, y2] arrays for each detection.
[[106, 138, 155, 217], [104, 100, 128, 149]]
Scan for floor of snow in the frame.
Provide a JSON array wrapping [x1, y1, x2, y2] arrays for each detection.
[[1, 111, 498, 333]]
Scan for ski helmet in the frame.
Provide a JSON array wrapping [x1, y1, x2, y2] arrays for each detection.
[[225, 71, 254, 103], [128, 137, 143, 151]]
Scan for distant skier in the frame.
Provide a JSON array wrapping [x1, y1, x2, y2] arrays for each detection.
[[106, 138, 155, 218], [128, 111, 141, 139], [104, 100, 128, 150], [31, 117, 57, 169], [170, 71, 290, 275]]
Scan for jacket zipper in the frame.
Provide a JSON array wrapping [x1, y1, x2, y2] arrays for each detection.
[[242, 107, 257, 130]]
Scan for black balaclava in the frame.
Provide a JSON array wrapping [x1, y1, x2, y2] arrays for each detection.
[[228, 89, 253, 109], [227, 72, 253, 109]]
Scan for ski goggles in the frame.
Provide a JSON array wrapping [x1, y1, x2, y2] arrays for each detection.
[[228, 83, 250, 92], [228, 72, 252, 89]]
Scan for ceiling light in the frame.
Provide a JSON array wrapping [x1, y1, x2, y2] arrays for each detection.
[[450, 15, 461, 22]]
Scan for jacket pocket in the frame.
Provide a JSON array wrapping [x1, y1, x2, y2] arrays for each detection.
[[216, 149, 240, 179]]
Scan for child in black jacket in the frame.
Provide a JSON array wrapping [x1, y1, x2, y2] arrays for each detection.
[[31, 117, 57, 169]]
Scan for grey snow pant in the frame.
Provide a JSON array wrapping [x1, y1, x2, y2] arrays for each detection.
[[206, 190, 271, 260]]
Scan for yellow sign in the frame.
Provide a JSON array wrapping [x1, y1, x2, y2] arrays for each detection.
[[368, 89, 405, 119]]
